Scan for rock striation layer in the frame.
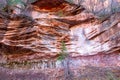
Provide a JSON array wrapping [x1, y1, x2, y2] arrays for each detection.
[[0, 0, 119, 65], [0, 0, 119, 79]]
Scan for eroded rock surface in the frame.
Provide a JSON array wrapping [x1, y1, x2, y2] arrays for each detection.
[[0, 0, 120, 80], [0, 0, 119, 69]]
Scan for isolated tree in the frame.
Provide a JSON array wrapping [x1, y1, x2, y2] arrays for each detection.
[[58, 41, 73, 80]]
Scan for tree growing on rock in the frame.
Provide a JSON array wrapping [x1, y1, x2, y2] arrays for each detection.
[[57, 41, 74, 80]]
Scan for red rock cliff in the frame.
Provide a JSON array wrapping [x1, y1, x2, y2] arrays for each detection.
[[0, 0, 120, 79]]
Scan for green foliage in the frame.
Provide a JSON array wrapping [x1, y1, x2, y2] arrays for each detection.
[[0, 3, 4, 9], [107, 72, 118, 80], [0, 60, 34, 68], [65, 0, 74, 3], [27, 0, 38, 4], [0, 0, 38, 16], [7, 0, 23, 6], [56, 10, 65, 17], [0, 0, 37, 11], [57, 52, 67, 61], [7, 0, 37, 6], [65, 0, 84, 5], [57, 41, 68, 61]]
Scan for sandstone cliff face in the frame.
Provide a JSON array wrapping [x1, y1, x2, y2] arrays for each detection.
[[0, 0, 119, 79], [65, 0, 120, 16], [0, 0, 119, 66]]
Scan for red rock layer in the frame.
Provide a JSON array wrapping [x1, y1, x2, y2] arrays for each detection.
[[0, 0, 119, 65], [32, 0, 66, 11]]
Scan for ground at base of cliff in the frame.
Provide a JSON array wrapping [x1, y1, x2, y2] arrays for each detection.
[[0, 66, 120, 80]]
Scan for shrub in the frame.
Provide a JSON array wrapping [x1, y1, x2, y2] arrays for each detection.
[[57, 41, 67, 61]]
